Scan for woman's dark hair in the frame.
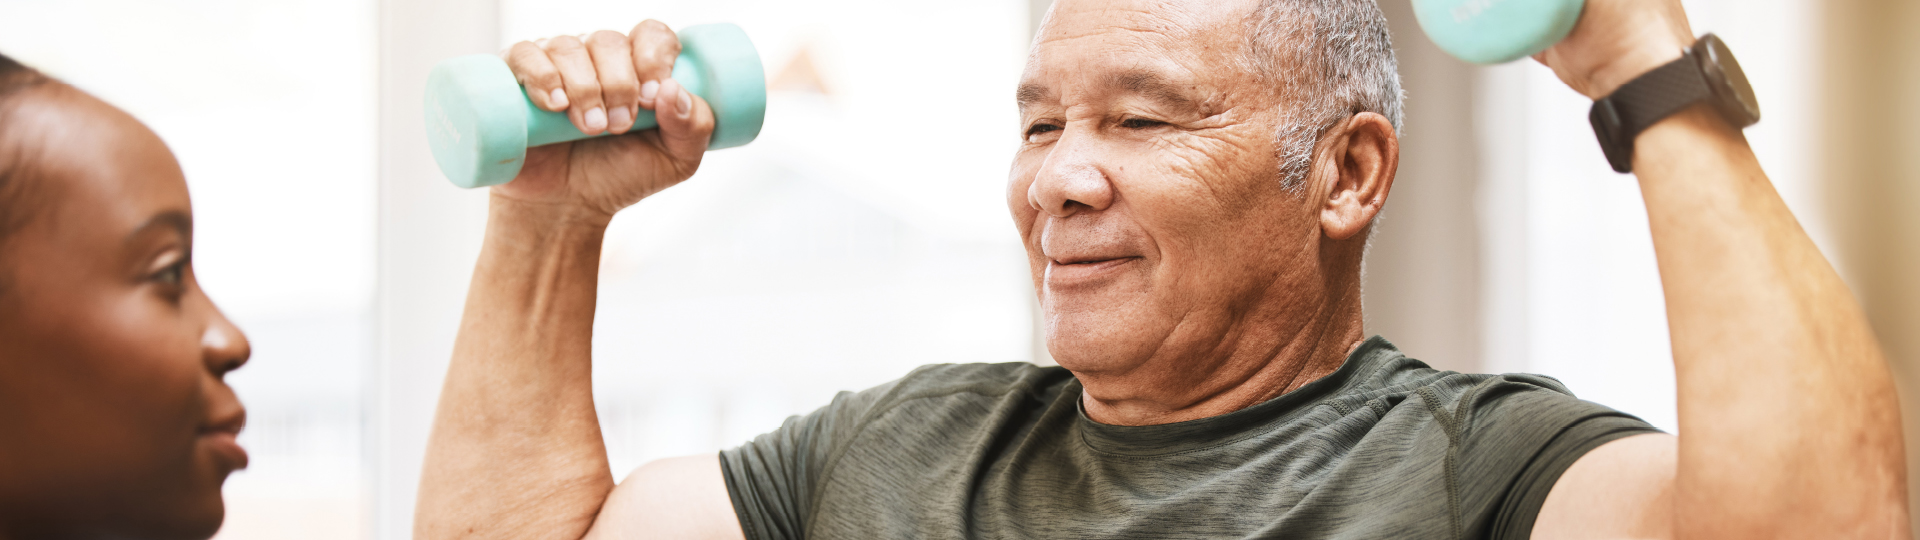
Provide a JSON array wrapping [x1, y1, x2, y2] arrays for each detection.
[[0, 51, 37, 81], [0, 52, 55, 244], [0, 52, 56, 303]]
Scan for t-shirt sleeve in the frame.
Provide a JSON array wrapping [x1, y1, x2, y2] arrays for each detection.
[[1451, 375, 1664, 540], [718, 377, 902, 540]]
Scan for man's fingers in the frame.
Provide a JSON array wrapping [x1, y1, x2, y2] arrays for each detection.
[[585, 30, 640, 134], [543, 35, 608, 135], [507, 23, 691, 139], [629, 20, 682, 111], [652, 77, 715, 168], [505, 41, 567, 111]]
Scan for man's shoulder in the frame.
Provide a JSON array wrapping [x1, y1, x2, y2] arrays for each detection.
[[1345, 338, 1609, 426], [1374, 366, 1646, 446]]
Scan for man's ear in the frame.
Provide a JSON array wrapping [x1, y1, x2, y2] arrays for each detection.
[[1317, 112, 1399, 241]]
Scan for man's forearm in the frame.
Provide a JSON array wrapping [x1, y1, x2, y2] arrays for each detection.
[[1634, 106, 1909, 538], [417, 197, 616, 538]]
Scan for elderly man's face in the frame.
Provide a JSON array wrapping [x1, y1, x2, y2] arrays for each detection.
[[1011, 0, 1326, 379]]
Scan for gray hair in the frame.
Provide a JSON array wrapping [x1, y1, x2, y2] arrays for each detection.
[[1245, 0, 1405, 192]]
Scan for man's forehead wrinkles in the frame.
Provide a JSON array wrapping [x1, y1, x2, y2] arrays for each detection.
[[1111, 70, 1200, 109], [1022, 10, 1245, 113], [1019, 65, 1217, 114], [1039, 4, 1193, 40], [1041, 0, 1259, 44], [1033, 25, 1183, 61]]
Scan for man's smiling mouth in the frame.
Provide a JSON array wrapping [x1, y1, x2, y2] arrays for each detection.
[[1056, 257, 1126, 265], [1045, 256, 1141, 287]]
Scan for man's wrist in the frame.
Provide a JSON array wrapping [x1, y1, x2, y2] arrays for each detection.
[[1582, 41, 1687, 99], [1567, 6, 1696, 100], [481, 194, 614, 275], [1631, 104, 1747, 176], [488, 193, 617, 234]]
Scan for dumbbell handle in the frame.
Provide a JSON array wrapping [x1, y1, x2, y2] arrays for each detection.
[[426, 23, 766, 188], [520, 58, 716, 147]]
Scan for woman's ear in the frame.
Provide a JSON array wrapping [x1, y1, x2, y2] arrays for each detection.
[[1318, 112, 1399, 240]]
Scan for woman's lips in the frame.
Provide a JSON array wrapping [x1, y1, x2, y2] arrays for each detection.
[[200, 412, 249, 472], [200, 430, 249, 472], [1046, 256, 1140, 287]]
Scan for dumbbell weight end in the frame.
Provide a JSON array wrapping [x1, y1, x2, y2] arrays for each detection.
[[1412, 0, 1586, 65]]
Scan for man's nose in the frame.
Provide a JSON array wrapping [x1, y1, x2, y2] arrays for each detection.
[[1027, 134, 1116, 218], [202, 310, 251, 377]]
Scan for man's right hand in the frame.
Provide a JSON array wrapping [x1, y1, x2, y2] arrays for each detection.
[[496, 20, 717, 221], [417, 21, 742, 540]]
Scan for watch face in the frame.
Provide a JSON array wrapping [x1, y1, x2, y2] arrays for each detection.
[[1696, 34, 1761, 126]]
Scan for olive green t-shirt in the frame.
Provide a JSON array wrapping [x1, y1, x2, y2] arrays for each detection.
[[719, 337, 1658, 540]]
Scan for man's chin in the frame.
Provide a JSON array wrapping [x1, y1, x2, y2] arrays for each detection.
[[1044, 320, 1161, 375]]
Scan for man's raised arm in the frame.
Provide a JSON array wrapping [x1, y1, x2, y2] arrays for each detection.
[[413, 21, 744, 540], [1531, 1, 1910, 538]]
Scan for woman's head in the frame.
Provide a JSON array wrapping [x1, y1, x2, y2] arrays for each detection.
[[0, 54, 250, 539], [0, 54, 48, 251]]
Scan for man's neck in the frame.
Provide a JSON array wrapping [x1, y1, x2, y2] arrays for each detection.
[[1075, 281, 1367, 426]]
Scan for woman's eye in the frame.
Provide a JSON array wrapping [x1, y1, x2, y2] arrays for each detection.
[[1120, 117, 1165, 129], [152, 261, 186, 288], [1025, 123, 1061, 142]]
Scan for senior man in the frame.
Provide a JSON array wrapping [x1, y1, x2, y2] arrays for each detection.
[[417, 0, 1910, 538]]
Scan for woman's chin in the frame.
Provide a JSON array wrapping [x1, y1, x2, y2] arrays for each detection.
[[148, 452, 238, 539], [115, 495, 225, 540], [168, 491, 229, 540]]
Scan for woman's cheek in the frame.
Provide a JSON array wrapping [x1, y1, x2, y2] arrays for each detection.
[[92, 291, 208, 445]]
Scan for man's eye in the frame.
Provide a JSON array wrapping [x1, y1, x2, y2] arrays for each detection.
[[1120, 117, 1165, 129], [1025, 123, 1061, 141]]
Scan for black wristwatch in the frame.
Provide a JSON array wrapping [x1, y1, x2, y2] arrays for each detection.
[[1589, 33, 1761, 173]]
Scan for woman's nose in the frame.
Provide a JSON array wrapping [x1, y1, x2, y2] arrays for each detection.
[[202, 312, 250, 377]]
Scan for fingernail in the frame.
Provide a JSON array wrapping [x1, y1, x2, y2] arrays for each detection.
[[609, 106, 632, 131], [675, 87, 692, 118], [639, 80, 659, 106], [585, 107, 608, 133], [549, 88, 568, 108]]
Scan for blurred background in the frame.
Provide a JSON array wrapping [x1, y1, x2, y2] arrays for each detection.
[[1, 0, 1916, 538]]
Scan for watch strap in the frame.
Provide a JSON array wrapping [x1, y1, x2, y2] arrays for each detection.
[[1588, 51, 1713, 173]]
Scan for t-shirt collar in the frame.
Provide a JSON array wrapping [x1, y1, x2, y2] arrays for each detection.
[[1071, 336, 1402, 456]]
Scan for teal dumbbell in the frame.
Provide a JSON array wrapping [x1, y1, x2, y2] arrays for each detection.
[[1413, 0, 1587, 64], [425, 23, 767, 188]]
